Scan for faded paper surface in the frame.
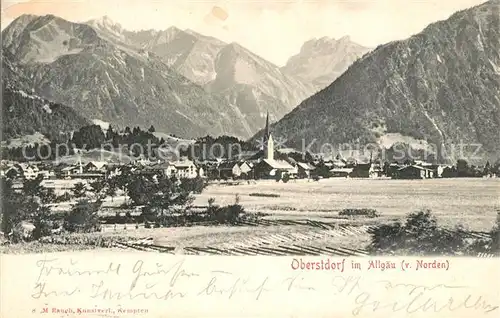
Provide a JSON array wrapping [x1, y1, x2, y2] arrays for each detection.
[[1, 253, 499, 317], [2, 0, 499, 317]]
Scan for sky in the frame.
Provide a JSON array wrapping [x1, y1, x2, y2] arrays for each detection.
[[1, 0, 488, 66]]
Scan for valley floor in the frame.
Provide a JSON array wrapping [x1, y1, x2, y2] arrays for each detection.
[[2, 178, 498, 255]]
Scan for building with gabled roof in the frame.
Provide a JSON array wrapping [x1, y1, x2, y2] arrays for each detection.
[[218, 161, 242, 179], [392, 165, 435, 179], [297, 162, 315, 178]]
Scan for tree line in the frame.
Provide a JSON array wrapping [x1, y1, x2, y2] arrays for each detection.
[[179, 135, 258, 160], [0, 165, 254, 244], [2, 124, 165, 161]]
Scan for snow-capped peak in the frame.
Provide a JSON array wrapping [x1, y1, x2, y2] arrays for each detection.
[[87, 15, 124, 34]]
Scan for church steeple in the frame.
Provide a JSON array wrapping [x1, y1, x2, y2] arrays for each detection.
[[264, 111, 270, 140], [262, 111, 273, 159]]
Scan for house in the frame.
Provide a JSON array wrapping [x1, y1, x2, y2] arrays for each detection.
[[218, 161, 242, 179], [37, 168, 55, 179], [239, 161, 253, 174], [297, 162, 315, 179], [349, 163, 377, 178], [170, 158, 198, 179], [0, 164, 8, 177], [34, 162, 55, 179], [239, 161, 255, 179], [138, 163, 162, 176], [254, 159, 296, 179], [277, 148, 298, 155], [83, 161, 107, 173], [429, 164, 448, 178], [60, 165, 82, 178], [414, 160, 433, 168], [106, 164, 123, 178], [144, 162, 176, 177], [2, 164, 23, 179], [332, 159, 347, 168], [392, 165, 435, 179], [330, 168, 353, 178], [198, 161, 218, 179], [133, 154, 152, 166], [323, 161, 334, 169], [23, 164, 40, 179], [198, 166, 205, 178]]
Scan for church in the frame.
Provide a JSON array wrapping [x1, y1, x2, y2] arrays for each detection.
[[253, 112, 297, 179]]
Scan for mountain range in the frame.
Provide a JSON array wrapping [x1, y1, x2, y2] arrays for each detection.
[[263, 0, 500, 162], [84, 18, 318, 132], [3, 1, 499, 162], [2, 62, 90, 144], [281, 36, 371, 90], [1, 15, 252, 139], [1, 14, 367, 140]]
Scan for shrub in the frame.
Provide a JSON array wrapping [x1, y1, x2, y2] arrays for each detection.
[[141, 206, 157, 223], [268, 205, 297, 211], [249, 193, 280, 198], [205, 196, 258, 225], [1, 178, 27, 242], [339, 208, 380, 218], [181, 176, 206, 194], [368, 210, 490, 256], [491, 211, 500, 253], [55, 192, 72, 203], [31, 206, 53, 240], [211, 204, 245, 225], [282, 173, 290, 183], [114, 211, 121, 223], [63, 199, 102, 233], [72, 182, 87, 198]]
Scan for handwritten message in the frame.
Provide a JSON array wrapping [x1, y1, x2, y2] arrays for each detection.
[[1, 253, 499, 318]]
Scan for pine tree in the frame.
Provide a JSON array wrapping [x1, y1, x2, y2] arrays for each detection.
[[484, 161, 491, 176], [72, 182, 87, 198], [106, 125, 115, 140]]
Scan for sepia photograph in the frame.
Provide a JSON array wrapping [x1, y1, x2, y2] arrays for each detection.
[[1, 0, 499, 261]]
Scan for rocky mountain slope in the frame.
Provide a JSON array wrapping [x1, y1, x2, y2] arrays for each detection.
[[84, 18, 316, 131], [2, 82, 90, 143], [281, 36, 371, 90], [204, 42, 315, 132], [2, 15, 250, 139], [125, 27, 227, 87], [2, 51, 90, 142], [263, 0, 500, 161]]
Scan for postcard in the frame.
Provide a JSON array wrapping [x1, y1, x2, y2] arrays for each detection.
[[1, 0, 499, 317]]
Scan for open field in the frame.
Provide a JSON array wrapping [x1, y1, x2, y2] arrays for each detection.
[[194, 178, 500, 232], [3, 178, 498, 255]]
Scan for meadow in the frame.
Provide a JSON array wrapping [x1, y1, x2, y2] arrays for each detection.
[[4, 177, 498, 254], [194, 178, 500, 231]]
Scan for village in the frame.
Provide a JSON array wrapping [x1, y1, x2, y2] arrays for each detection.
[[0, 147, 460, 186], [0, 113, 497, 190]]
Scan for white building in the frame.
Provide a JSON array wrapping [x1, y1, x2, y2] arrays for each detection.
[[239, 162, 254, 175], [23, 164, 40, 180], [160, 158, 199, 179]]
